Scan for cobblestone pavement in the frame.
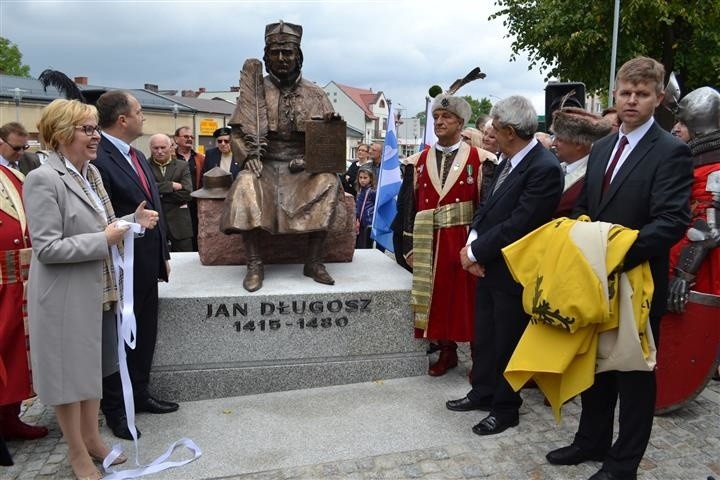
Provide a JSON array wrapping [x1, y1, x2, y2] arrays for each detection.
[[225, 381, 720, 480], [3, 346, 719, 480]]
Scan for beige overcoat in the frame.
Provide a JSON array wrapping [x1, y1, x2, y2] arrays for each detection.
[[24, 154, 114, 405]]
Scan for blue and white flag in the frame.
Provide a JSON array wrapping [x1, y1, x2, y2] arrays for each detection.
[[371, 103, 402, 252], [420, 96, 437, 150]]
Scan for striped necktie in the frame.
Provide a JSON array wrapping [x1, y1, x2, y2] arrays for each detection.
[[491, 159, 512, 195]]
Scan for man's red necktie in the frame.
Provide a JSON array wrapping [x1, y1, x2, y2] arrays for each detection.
[[602, 136, 628, 196], [129, 147, 152, 199]]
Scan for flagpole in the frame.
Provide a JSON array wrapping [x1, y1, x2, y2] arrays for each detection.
[[421, 96, 430, 151], [608, 0, 620, 107], [379, 98, 391, 186], [370, 100, 402, 252]]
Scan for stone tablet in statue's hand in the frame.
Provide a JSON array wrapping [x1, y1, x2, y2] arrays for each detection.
[[246, 157, 263, 177], [288, 157, 305, 173]]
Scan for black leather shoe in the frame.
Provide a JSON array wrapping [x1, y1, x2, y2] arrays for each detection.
[[471, 414, 518, 436], [446, 396, 491, 412], [105, 414, 140, 440], [588, 469, 636, 480], [546, 444, 605, 465], [136, 396, 179, 414]]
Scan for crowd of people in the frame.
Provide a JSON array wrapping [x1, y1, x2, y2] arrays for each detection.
[[387, 55, 715, 480], [0, 22, 717, 480]]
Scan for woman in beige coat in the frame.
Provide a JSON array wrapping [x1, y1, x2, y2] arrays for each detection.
[[24, 99, 159, 480]]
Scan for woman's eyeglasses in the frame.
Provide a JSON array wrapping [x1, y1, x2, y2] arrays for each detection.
[[75, 125, 102, 136]]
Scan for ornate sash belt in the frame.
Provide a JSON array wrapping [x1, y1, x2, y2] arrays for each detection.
[[411, 201, 474, 331], [0, 248, 31, 285]]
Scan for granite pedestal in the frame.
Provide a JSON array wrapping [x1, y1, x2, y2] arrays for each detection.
[[153, 250, 427, 401]]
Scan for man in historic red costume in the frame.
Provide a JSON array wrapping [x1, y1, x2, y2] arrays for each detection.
[[0, 127, 48, 440], [406, 94, 495, 376]]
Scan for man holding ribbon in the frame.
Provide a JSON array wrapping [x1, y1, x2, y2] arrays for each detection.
[[94, 91, 177, 440]]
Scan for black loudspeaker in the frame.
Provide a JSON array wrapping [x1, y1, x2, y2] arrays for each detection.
[[545, 82, 586, 130]]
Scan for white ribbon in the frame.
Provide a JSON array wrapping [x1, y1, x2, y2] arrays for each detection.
[[105, 220, 202, 478], [103, 439, 202, 480]]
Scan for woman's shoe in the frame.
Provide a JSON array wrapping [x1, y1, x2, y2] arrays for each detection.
[[74, 469, 103, 480], [89, 451, 127, 466], [77, 474, 102, 480]]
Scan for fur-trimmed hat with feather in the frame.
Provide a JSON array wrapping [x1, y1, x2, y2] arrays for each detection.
[[551, 107, 612, 145], [432, 95, 472, 125]]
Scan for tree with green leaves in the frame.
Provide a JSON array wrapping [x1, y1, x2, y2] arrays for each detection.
[[490, 0, 720, 94], [0, 37, 31, 77], [463, 96, 493, 126]]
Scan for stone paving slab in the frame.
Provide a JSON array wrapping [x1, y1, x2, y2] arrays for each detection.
[[3, 346, 719, 480]]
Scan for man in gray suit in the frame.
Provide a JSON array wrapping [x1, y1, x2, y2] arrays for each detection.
[[148, 133, 193, 252], [448, 96, 564, 436]]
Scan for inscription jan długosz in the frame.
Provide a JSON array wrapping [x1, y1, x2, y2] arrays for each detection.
[[205, 298, 372, 333]]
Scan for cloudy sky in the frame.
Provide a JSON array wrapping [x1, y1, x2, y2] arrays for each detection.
[[1, 0, 551, 117]]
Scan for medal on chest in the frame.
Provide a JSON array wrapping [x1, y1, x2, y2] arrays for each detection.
[[466, 164, 474, 184]]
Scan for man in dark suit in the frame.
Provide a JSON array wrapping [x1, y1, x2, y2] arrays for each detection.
[[447, 95, 564, 435], [94, 91, 179, 440], [149, 133, 194, 252], [545, 57, 693, 480], [202, 127, 241, 179], [18, 151, 41, 176]]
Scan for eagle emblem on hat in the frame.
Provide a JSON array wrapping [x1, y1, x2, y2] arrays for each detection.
[[441, 98, 450, 107]]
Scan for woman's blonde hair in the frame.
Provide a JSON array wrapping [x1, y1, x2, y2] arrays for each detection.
[[462, 127, 484, 148], [38, 99, 98, 151]]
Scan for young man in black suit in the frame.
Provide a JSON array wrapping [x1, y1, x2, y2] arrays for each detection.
[[447, 95, 564, 435], [94, 91, 179, 440], [545, 57, 693, 480]]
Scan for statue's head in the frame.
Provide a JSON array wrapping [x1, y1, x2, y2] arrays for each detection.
[[263, 20, 304, 81]]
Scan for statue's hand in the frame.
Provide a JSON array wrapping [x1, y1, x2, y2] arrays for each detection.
[[246, 157, 263, 177], [288, 157, 305, 173]]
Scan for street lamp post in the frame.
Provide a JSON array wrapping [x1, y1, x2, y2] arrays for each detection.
[[608, 0, 621, 107], [172, 104, 179, 131], [12, 88, 23, 122]]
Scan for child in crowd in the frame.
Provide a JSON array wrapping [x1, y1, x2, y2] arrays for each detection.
[[355, 167, 376, 249]]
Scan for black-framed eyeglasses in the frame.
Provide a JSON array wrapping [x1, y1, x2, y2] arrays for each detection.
[[75, 125, 102, 136], [3, 141, 30, 152]]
